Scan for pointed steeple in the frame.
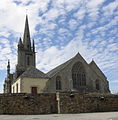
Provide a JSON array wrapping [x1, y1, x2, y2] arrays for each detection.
[[32, 39, 35, 52], [7, 59, 10, 74], [23, 15, 31, 50], [16, 15, 36, 78]]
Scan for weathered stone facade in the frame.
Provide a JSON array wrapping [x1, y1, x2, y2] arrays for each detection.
[[0, 93, 118, 115], [47, 53, 110, 93]]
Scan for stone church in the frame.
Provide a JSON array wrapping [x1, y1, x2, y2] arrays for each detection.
[[3, 15, 110, 94]]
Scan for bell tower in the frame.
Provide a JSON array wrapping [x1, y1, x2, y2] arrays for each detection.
[[15, 15, 36, 78]]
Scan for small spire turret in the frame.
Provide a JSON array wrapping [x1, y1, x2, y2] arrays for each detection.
[[18, 37, 23, 47], [7, 59, 10, 74], [18, 37, 22, 45]]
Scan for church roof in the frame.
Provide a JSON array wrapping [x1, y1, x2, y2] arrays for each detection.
[[20, 66, 48, 78], [89, 60, 106, 79], [47, 52, 87, 77], [47, 57, 74, 77]]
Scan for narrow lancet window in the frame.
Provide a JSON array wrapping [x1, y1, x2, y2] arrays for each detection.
[[56, 76, 62, 90]]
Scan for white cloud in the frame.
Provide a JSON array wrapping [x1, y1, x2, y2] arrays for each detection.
[[42, 9, 60, 21], [0, 38, 17, 70], [103, 0, 118, 17], [111, 80, 118, 83], [68, 19, 78, 30], [86, 0, 105, 20], [87, 0, 105, 8]]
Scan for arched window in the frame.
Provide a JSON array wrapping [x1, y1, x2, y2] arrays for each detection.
[[56, 76, 61, 90], [27, 56, 30, 66], [72, 62, 86, 89], [96, 79, 100, 90]]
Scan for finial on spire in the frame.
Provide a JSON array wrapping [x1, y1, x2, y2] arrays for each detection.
[[26, 9, 28, 15]]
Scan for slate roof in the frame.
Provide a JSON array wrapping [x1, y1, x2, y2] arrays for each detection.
[[89, 60, 106, 79], [47, 57, 74, 77], [20, 66, 48, 78], [47, 52, 86, 77]]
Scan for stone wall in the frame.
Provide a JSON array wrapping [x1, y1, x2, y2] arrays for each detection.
[[0, 93, 118, 114], [58, 92, 118, 113], [0, 93, 57, 115]]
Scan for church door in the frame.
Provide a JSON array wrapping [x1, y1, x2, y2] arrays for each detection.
[[31, 87, 37, 94]]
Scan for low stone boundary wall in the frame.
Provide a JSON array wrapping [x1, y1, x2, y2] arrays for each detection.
[[0, 93, 118, 114], [58, 93, 118, 113], [0, 93, 57, 114]]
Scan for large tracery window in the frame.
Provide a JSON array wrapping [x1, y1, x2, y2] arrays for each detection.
[[72, 62, 86, 89], [56, 76, 62, 90]]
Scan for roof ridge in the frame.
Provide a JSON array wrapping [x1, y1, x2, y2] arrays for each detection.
[[20, 67, 48, 78], [47, 57, 74, 77], [89, 60, 106, 79]]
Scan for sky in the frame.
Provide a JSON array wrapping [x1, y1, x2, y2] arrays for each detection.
[[0, 0, 118, 93]]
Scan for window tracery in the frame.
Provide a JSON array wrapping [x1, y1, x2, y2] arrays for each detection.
[[72, 62, 86, 89]]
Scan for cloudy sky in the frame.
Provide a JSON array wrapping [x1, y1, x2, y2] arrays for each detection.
[[0, 0, 118, 93]]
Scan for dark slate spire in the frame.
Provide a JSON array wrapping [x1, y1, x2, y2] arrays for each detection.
[[23, 15, 31, 50], [7, 59, 10, 74], [32, 39, 35, 52]]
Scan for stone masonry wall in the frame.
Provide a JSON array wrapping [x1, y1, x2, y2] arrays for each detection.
[[58, 92, 118, 113], [0, 93, 57, 115], [0, 93, 118, 114]]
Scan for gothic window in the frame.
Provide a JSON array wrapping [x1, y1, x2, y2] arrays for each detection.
[[72, 62, 86, 89], [27, 56, 30, 66], [96, 79, 100, 90], [56, 76, 62, 90]]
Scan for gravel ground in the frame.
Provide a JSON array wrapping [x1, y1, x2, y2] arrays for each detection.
[[0, 112, 118, 120]]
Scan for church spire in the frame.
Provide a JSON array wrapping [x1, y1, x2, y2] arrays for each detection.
[[7, 59, 10, 74], [16, 15, 36, 78], [23, 15, 31, 50]]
